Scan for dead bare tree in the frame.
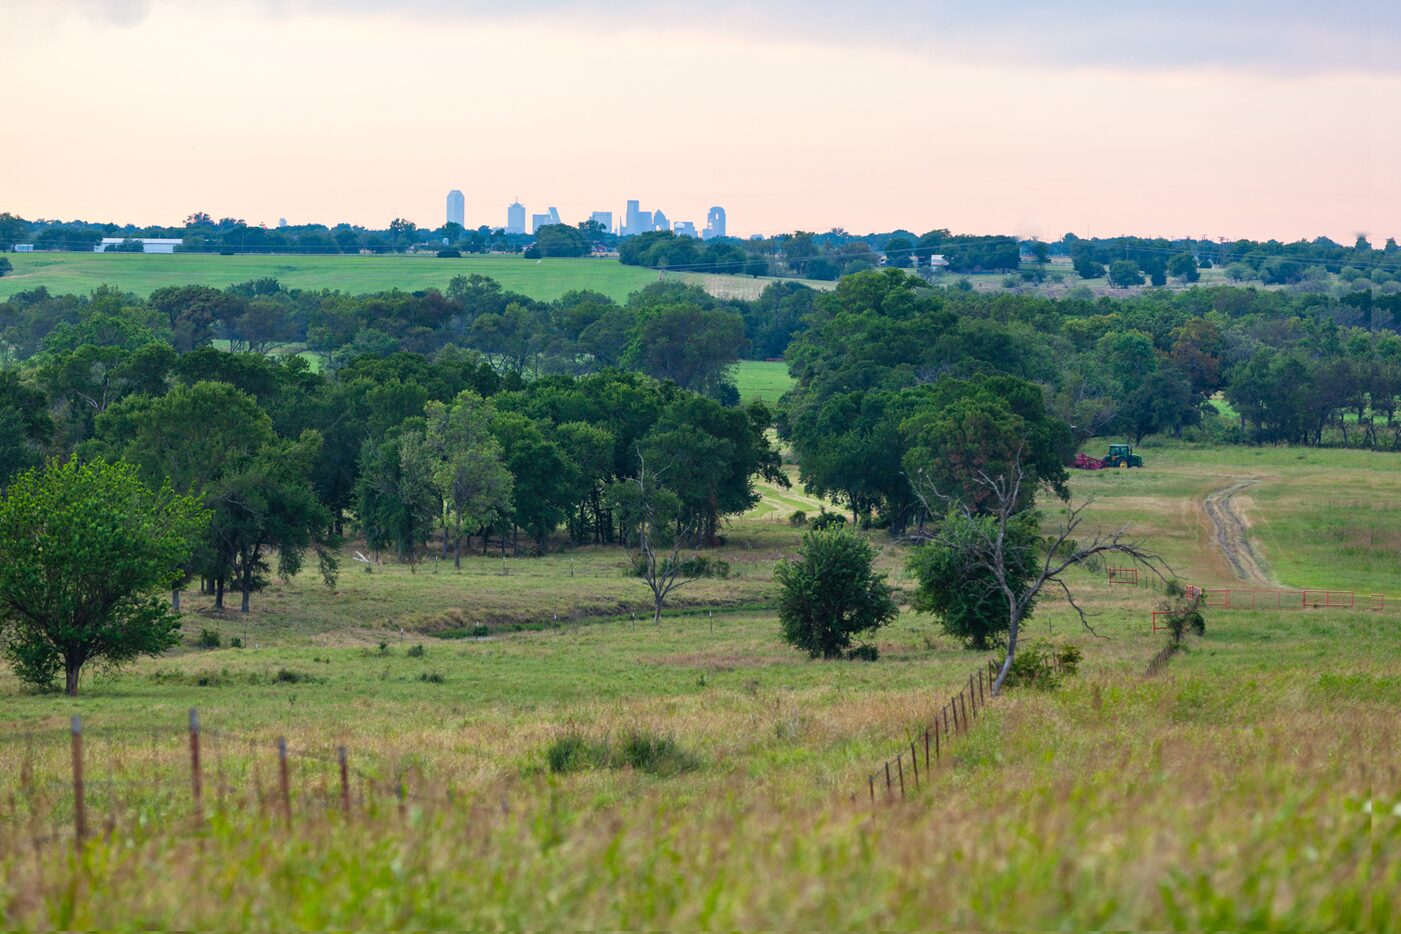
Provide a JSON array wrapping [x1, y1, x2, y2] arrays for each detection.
[[912, 456, 1171, 694], [628, 450, 699, 625]]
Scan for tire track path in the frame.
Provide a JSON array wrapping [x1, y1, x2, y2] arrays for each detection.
[[1202, 478, 1271, 585]]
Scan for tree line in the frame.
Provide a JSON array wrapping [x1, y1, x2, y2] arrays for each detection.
[[779, 270, 1401, 535]]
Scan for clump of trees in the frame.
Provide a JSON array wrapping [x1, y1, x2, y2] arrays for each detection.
[[0, 459, 207, 695]]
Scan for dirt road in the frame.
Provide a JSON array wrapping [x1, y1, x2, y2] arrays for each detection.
[[1202, 478, 1271, 585]]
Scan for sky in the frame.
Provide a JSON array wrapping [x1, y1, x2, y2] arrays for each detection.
[[3, 0, 1399, 242]]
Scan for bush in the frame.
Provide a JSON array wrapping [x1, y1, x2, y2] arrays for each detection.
[[546, 732, 608, 774], [809, 509, 846, 531], [544, 729, 697, 776], [229, 637, 243, 648], [617, 730, 699, 776], [195, 628, 221, 649], [274, 668, 320, 684], [776, 528, 897, 659], [788, 510, 808, 527], [418, 671, 445, 683], [1004, 641, 1082, 690], [406, 644, 425, 658], [1156, 583, 1205, 646], [436, 249, 461, 258]]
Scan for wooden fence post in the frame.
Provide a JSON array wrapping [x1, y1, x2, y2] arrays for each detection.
[[923, 728, 930, 770], [70, 716, 86, 846], [277, 737, 291, 827], [896, 755, 906, 799], [934, 717, 941, 761], [868, 775, 875, 805], [909, 741, 920, 790], [884, 761, 892, 799], [338, 746, 351, 818], [188, 708, 203, 826], [968, 675, 977, 714]]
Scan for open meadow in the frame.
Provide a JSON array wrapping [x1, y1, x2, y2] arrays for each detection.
[[1, 443, 1398, 928], [0, 252, 815, 304]]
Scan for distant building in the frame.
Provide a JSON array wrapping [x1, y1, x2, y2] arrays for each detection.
[[652, 209, 669, 232], [506, 200, 526, 235], [446, 189, 465, 228], [590, 211, 613, 233], [623, 199, 655, 237], [12, 244, 33, 252], [277, 217, 288, 228], [94, 237, 182, 254], [531, 213, 553, 234], [703, 206, 727, 240], [673, 220, 698, 238]]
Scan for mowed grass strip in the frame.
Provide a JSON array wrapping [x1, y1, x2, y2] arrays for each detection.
[[0, 252, 801, 304]]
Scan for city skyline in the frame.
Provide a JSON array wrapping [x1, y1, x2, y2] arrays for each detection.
[[4, 2, 1398, 243]]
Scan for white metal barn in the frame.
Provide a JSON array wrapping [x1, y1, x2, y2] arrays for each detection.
[[94, 238, 184, 253]]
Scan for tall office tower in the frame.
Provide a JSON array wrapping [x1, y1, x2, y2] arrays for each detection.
[[546, 206, 561, 225], [652, 209, 669, 232], [446, 189, 465, 228], [506, 200, 526, 235], [590, 211, 613, 233], [703, 206, 727, 240], [673, 221, 698, 238], [624, 199, 651, 237]]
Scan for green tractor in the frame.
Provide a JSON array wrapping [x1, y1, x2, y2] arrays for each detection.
[[1102, 443, 1143, 468]]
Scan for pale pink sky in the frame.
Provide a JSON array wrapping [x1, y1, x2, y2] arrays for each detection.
[[3, 1, 1399, 242]]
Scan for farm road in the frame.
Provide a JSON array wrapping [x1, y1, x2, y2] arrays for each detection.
[[1202, 478, 1271, 585]]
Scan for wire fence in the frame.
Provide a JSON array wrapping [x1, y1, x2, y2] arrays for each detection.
[[857, 657, 1069, 806], [0, 712, 465, 854]]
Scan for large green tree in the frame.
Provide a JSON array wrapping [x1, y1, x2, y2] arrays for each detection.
[[0, 458, 206, 695]]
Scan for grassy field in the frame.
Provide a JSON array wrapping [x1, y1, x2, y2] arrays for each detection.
[[733, 359, 794, 404], [1, 445, 1398, 927], [0, 252, 807, 304]]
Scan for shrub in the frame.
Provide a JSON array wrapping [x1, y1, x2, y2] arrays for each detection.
[[1156, 583, 1205, 647], [788, 510, 808, 527], [617, 730, 699, 776], [1004, 641, 1082, 690], [776, 528, 897, 659], [544, 729, 698, 776], [229, 637, 244, 648], [274, 668, 320, 684], [809, 509, 846, 531], [406, 644, 425, 658], [436, 249, 461, 258], [545, 731, 610, 774], [418, 671, 445, 683], [195, 629, 222, 649]]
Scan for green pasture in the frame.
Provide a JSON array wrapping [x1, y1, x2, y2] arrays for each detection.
[[732, 359, 794, 405], [0, 252, 783, 304]]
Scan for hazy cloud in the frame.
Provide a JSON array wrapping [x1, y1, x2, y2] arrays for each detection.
[[56, 0, 1401, 75]]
